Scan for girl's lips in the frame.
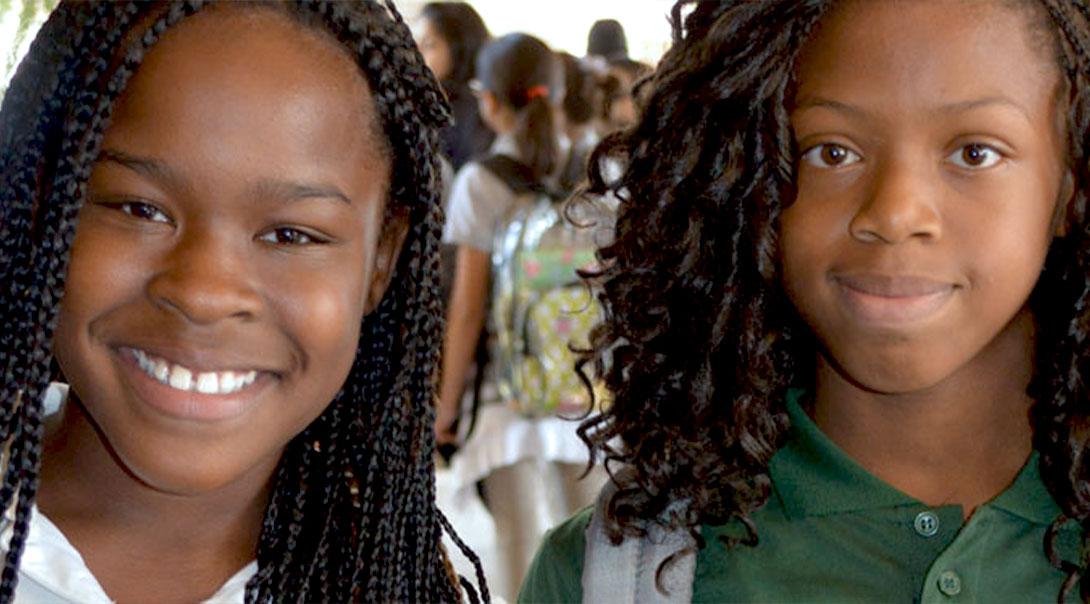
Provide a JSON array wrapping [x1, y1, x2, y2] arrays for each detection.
[[833, 274, 957, 325], [114, 347, 273, 423]]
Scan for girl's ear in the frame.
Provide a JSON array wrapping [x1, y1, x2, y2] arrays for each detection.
[[478, 90, 510, 132], [479, 90, 500, 117], [363, 209, 411, 315], [1054, 169, 1076, 237]]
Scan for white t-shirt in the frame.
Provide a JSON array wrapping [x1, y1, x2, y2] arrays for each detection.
[[442, 134, 528, 253], [0, 383, 257, 604]]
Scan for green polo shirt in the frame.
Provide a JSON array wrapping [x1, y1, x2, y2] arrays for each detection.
[[519, 391, 1082, 603]]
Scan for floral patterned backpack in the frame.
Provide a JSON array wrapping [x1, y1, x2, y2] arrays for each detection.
[[482, 155, 609, 416]]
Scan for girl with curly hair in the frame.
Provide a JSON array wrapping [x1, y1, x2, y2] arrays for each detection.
[[522, 0, 1090, 601], [0, 1, 486, 602]]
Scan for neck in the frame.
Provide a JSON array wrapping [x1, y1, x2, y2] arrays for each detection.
[[37, 399, 270, 574], [812, 310, 1035, 517], [486, 103, 518, 136]]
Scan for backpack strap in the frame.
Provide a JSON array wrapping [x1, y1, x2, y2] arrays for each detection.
[[582, 475, 696, 604], [478, 154, 559, 199]]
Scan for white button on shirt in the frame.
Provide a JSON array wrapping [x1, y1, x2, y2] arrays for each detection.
[[0, 383, 257, 603]]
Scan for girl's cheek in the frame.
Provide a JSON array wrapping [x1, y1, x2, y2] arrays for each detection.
[[261, 256, 368, 371]]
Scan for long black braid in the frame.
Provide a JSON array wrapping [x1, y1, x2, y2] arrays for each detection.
[[577, 1, 1090, 601], [0, 1, 488, 602]]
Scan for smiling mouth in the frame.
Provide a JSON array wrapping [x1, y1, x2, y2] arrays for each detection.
[[126, 347, 259, 395]]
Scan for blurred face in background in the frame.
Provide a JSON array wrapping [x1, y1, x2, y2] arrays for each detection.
[[414, 17, 453, 82], [607, 66, 638, 128]]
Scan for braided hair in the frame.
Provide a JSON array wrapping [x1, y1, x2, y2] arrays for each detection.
[[577, 0, 1090, 600], [0, 1, 488, 602]]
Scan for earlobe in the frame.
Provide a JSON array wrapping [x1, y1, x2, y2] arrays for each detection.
[[363, 210, 411, 315]]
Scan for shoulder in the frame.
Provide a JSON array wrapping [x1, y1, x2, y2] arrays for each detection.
[[518, 506, 592, 604], [451, 159, 514, 202], [444, 160, 523, 250]]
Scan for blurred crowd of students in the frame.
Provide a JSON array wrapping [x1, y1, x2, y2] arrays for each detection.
[[410, 4, 650, 599]]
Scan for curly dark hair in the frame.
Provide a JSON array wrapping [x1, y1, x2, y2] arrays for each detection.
[[0, 1, 487, 602], [577, 0, 1090, 600]]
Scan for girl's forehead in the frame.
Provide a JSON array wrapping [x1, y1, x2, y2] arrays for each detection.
[[99, 6, 392, 211], [793, 0, 1060, 118], [115, 6, 387, 163], [115, 9, 385, 164]]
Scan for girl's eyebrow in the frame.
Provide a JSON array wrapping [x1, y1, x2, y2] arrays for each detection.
[[794, 95, 1032, 124], [98, 148, 181, 186], [98, 148, 353, 205], [251, 179, 354, 206], [931, 96, 1032, 123], [793, 96, 867, 119]]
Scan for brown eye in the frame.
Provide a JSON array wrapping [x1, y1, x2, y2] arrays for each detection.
[[802, 143, 861, 168], [964, 145, 986, 165], [947, 143, 1001, 169], [822, 145, 849, 165], [119, 201, 171, 224], [258, 227, 323, 246]]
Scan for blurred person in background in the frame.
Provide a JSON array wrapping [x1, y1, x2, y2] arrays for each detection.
[[596, 57, 652, 136], [414, 2, 494, 309], [557, 52, 601, 194], [415, 2, 494, 172], [584, 18, 650, 138], [437, 32, 562, 448], [586, 18, 628, 61], [437, 32, 607, 601]]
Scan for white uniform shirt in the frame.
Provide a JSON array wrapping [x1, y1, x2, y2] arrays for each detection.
[[0, 383, 257, 603], [442, 134, 525, 253]]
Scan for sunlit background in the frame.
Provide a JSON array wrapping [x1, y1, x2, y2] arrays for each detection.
[[400, 0, 674, 64], [1, 0, 674, 96]]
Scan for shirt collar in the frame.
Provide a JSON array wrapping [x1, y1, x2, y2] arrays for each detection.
[[490, 133, 520, 159], [987, 451, 1061, 525], [770, 389, 1061, 524]]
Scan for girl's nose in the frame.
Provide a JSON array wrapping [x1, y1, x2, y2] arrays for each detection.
[[146, 226, 262, 325], [849, 158, 942, 244]]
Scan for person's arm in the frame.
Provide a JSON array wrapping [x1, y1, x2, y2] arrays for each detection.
[[435, 245, 490, 444]]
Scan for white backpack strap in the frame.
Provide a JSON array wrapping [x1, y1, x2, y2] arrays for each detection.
[[581, 479, 696, 604]]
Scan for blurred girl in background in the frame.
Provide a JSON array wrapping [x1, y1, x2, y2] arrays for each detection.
[[416, 2, 494, 172], [438, 32, 606, 600]]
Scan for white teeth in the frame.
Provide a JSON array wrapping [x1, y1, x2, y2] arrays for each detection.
[[169, 365, 192, 390], [129, 348, 259, 395], [153, 359, 169, 383], [134, 349, 153, 373], [195, 372, 218, 394], [220, 372, 237, 392]]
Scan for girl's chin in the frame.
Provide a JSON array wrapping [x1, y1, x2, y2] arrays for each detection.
[[821, 350, 960, 396], [115, 437, 281, 497]]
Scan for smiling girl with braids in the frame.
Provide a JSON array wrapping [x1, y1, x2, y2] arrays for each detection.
[[521, 0, 1090, 602], [0, 1, 487, 602]]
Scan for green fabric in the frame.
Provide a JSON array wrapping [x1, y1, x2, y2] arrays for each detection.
[[519, 390, 1082, 603]]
